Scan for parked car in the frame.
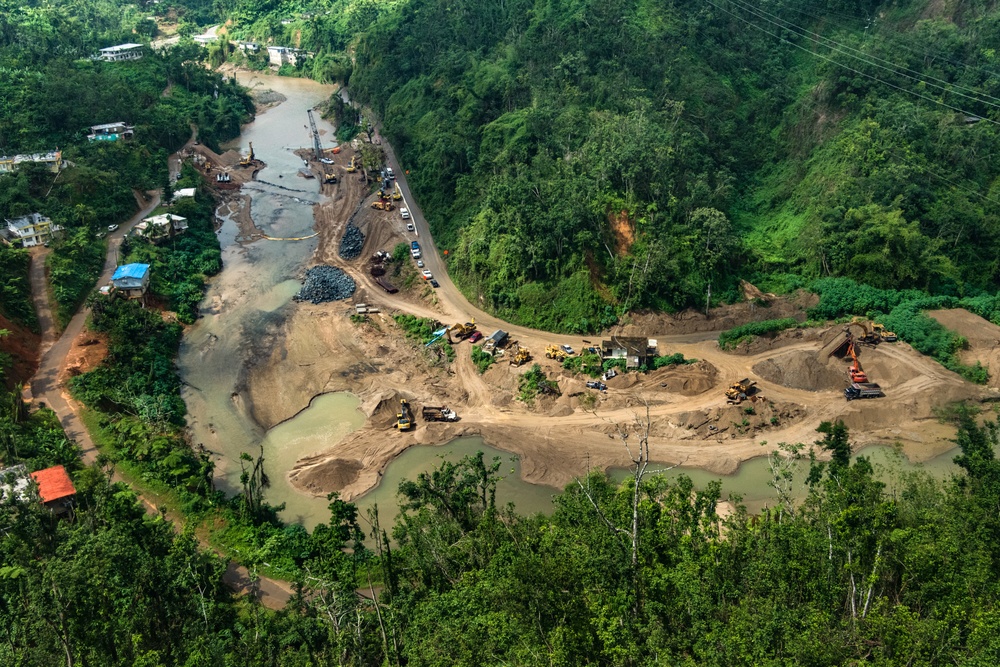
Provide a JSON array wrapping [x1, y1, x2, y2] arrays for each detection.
[[430, 279, 440, 288], [421, 270, 433, 280], [406, 223, 415, 232], [400, 207, 410, 219], [586, 380, 607, 391], [468, 331, 483, 343], [320, 157, 334, 165], [560, 344, 575, 355], [386, 167, 394, 179], [107, 224, 119, 232], [417, 259, 425, 268]]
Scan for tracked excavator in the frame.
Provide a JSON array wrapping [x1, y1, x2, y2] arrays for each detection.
[[392, 182, 403, 201], [395, 399, 413, 431], [239, 142, 255, 167], [846, 337, 869, 383], [346, 155, 357, 173], [446, 319, 476, 342]]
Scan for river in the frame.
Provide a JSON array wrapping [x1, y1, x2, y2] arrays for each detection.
[[177, 72, 971, 534]]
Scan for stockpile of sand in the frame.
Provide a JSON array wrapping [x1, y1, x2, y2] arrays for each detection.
[[649, 360, 718, 395], [753, 350, 843, 391]]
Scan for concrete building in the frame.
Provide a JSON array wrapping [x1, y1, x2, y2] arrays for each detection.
[[193, 33, 218, 46], [30, 465, 76, 515], [600, 336, 657, 369], [111, 263, 151, 298], [6, 213, 62, 247], [87, 122, 134, 142], [99, 43, 144, 62], [172, 187, 196, 202], [267, 46, 307, 66], [136, 213, 188, 239], [234, 41, 259, 53], [0, 150, 63, 174]]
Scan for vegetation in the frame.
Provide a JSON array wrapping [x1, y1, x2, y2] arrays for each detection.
[[0, 246, 37, 330], [471, 345, 495, 374], [652, 352, 697, 368], [562, 349, 605, 377], [392, 314, 439, 344], [517, 363, 560, 403], [718, 317, 800, 350]]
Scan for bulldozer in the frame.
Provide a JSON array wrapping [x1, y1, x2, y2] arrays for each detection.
[[395, 399, 413, 431], [446, 319, 476, 342], [545, 345, 569, 361], [725, 378, 757, 404], [371, 198, 395, 211], [508, 343, 531, 366], [239, 142, 255, 167], [346, 155, 357, 173]]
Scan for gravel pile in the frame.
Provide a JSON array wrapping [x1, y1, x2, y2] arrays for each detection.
[[294, 266, 356, 304], [339, 223, 365, 259]]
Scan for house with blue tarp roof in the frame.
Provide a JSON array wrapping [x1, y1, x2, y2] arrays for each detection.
[[111, 263, 150, 298]]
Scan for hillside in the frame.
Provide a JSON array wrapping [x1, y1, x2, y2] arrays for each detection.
[[216, 0, 1000, 331]]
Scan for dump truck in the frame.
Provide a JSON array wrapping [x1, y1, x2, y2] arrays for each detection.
[[508, 343, 531, 366], [845, 382, 883, 400], [395, 399, 413, 430], [725, 378, 757, 404], [447, 319, 476, 342], [545, 345, 569, 361], [422, 406, 458, 422]]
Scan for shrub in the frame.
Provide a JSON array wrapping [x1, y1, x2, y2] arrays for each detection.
[[518, 364, 560, 403], [718, 318, 798, 350], [471, 346, 495, 374], [653, 353, 696, 368]]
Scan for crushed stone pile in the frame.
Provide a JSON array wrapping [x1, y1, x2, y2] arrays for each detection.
[[339, 223, 365, 260], [294, 265, 356, 304]]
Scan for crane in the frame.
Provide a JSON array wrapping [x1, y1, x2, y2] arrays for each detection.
[[307, 109, 323, 159]]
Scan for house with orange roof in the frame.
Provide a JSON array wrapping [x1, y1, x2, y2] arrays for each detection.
[[30, 465, 76, 515]]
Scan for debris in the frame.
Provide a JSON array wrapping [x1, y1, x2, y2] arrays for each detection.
[[294, 265, 356, 304]]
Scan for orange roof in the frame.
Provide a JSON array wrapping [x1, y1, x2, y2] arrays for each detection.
[[30, 466, 76, 503]]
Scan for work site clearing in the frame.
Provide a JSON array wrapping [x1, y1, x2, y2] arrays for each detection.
[[197, 134, 999, 506]]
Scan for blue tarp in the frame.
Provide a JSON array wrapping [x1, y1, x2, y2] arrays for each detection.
[[112, 263, 149, 281]]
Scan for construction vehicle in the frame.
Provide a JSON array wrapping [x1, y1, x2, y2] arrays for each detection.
[[846, 338, 869, 383], [239, 142, 255, 167], [323, 172, 338, 184], [508, 343, 531, 366], [845, 382, 883, 400], [371, 198, 395, 211], [545, 345, 569, 361], [446, 319, 476, 342], [395, 399, 413, 431], [725, 378, 757, 404], [422, 406, 458, 422], [871, 323, 897, 342], [346, 155, 357, 173], [392, 182, 403, 200], [307, 109, 323, 159]]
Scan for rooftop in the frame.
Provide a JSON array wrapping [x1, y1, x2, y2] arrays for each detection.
[[30, 465, 76, 503], [100, 43, 143, 53], [112, 263, 150, 281], [90, 121, 128, 131]]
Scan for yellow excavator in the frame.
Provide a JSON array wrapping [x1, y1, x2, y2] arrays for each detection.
[[323, 171, 337, 184], [392, 182, 403, 201], [395, 399, 413, 431], [871, 323, 897, 342], [346, 155, 357, 173], [545, 345, 568, 361], [446, 319, 476, 342], [508, 344, 531, 366], [239, 142, 255, 167]]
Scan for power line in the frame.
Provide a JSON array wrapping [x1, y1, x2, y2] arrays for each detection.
[[703, 0, 1000, 127]]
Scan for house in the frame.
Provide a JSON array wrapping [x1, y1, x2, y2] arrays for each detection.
[[30, 465, 76, 515], [0, 150, 64, 174], [99, 43, 144, 62], [234, 41, 259, 53], [87, 122, 134, 142], [483, 329, 509, 354], [136, 213, 187, 239], [267, 46, 307, 66], [172, 187, 196, 202], [111, 263, 151, 298], [193, 33, 218, 46], [601, 336, 657, 369], [6, 213, 62, 247]]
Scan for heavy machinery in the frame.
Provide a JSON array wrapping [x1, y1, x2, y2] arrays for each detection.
[[307, 109, 323, 159], [846, 338, 869, 383], [239, 142, 255, 167], [845, 382, 883, 400], [371, 198, 395, 211], [545, 345, 569, 361], [508, 343, 531, 366], [446, 319, 476, 342], [346, 155, 357, 173], [395, 399, 413, 431], [725, 378, 757, 404], [871, 323, 897, 342], [392, 182, 403, 201], [422, 406, 458, 422], [323, 172, 338, 184]]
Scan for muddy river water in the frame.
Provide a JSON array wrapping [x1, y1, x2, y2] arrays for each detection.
[[177, 73, 968, 533]]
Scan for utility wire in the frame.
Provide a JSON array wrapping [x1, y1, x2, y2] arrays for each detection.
[[703, 0, 1000, 127], [726, 0, 1000, 111]]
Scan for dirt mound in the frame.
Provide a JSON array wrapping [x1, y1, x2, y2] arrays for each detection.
[[290, 458, 363, 495], [753, 350, 844, 391], [646, 360, 718, 395], [929, 308, 1000, 387], [665, 398, 805, 439]]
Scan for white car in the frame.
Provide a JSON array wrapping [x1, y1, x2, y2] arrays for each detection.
[[386, 167, 394, 179], [421, 270, 433, 280], [406, 223, 415, 232], [417, 259, 425, 268], [107, 224, 119, 232], [320, 157, 334, 165], [400, 207, 410, 219]]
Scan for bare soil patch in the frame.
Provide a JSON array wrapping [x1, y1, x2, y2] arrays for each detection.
[[928, 308, 1000, 388]]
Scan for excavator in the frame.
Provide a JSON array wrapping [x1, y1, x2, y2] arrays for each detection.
[[846, 337, 869, 383], [871, 323, 897, 342], [508, 343, 531, 366], [392, 182, 403, 201], [239, 142, 255, 167], [446, 319, 476, 342], [346, 155, 357, 173], [395, 399, 413, 431], [545, 345, 569, 361], [323, 171, 338, 184]]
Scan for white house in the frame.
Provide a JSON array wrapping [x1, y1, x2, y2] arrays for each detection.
[[267, 46, 307, 67], [6, 213, 62, 247], [99, 43, 143, 62], [172, 187, 196, 202], [111, 263, 150, 298], [193, 33, 218, 46], [87, 122, 134, 142], [137, 213, 188, 238], [0, 150, 63, 174]]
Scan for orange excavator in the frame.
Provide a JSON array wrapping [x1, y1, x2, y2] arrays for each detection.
[[846, 336, 868, 383]]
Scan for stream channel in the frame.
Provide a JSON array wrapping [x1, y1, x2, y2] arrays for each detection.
[[176, 73, 970, 534]]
